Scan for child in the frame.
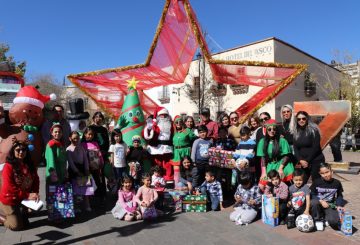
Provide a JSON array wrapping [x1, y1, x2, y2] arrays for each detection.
[[111, 176, 141, 221], [151, 165, 166, 188], [198, 171, 224, 211], [213, 127, 236, 151], [45, 124, 67, 185], [127, 135, 148, 188], [81, 127, 106, 206], [310, 162, 344, 231], [109, 129, 128, 183], [66, 131, 92, 212], [264, 170, 289, 225], [135, 173, 159, 219], [232, 126, 256, 186], [286, 169, 311, 229], [191, 125, 212, 187], [230, 171, 261, 225], [177, 156, 197, 194]]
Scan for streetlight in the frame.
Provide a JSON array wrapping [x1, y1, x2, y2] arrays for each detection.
[[197, 52, 202, 115]]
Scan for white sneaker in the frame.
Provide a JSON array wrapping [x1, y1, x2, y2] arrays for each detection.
[[325, 221, 330, 227], [315, 221, 324, 231], [236, 220, 244, 225]]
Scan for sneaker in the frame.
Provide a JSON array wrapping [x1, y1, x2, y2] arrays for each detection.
[[280, 220, 286, 225], [315, 221, 324, 231], [325, 221, 330, 227], [235, 220, 244, 225]]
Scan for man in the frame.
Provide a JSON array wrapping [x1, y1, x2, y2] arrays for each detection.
[[199, 108, 218, 140], [228, 111, 242, 144], [41, 104, 71, 146]]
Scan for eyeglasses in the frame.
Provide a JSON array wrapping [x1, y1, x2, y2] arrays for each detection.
[[15, 148, 26, 153], [260, 117, 269, 122], [230, 117, 238, 121], [267, 127, 276, 132], [282, 110, 291, 114], [297, 117, 307, 122]]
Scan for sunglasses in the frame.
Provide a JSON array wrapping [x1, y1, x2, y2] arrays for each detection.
[[175, 121, 182, 124], [267, 127, 276, 132], [297, 117, 307, 122], [260, 117, 269, 122], [15, 148, 27, 153], [230, 117, 238, 121], [282, 110, 291, 114]]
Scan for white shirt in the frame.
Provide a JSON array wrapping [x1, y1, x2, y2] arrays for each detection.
[[109, 143, 128, 168]]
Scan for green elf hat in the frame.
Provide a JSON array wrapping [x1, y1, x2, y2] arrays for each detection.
[[132, 135, 141, 142]]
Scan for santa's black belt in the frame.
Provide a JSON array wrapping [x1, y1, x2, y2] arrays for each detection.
[[157, 140, 172, 145]]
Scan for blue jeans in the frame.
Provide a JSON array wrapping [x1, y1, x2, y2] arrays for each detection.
[[200, 187, 220, 211], [113, 167, 127, 182]]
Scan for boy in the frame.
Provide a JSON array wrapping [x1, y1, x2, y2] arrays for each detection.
[[230, 171, 261, 225], [198, 171, 224, 211], [232, 126, 256, 186], [191, 125, 212, 187], [286, 169, 311, 229], [213, 127, 236, 151], [264, 170, 289, 225]]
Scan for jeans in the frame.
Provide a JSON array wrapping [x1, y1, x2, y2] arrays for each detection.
[[310, 199, 340, 230], [200, 186, 220, 211], [114, 167, 127, 181], [330, 136, 343, 162]]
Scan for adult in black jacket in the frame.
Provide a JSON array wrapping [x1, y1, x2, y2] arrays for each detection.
[[293, 111, 325, 183], [278, 104, 295, 146]]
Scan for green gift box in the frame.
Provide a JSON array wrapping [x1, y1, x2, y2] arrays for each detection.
[[182, 195, 207, 212]]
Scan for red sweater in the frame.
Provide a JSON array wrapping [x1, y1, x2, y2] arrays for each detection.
[[0, 162, 40, 206]]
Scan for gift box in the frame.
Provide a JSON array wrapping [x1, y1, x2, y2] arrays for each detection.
[[182, 195, 207, 212], [261, 195, 279, 227], [339, 210, 352, 236], [163, 190, 187, 212], [208, 148, 235, 169], [47, 183, 75, 221]]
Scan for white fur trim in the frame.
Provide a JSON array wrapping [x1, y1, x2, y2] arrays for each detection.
[[157, 108, 169, 116], [13, 97, 44, 109], [50, 93, 57, 100]]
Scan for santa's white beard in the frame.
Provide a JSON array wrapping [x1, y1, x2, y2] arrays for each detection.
[[157, 117, 171, 141]]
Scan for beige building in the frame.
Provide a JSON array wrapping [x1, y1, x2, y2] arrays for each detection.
[[145, 37, 343, 122]]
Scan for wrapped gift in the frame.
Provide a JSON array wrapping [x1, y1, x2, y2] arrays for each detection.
[[208, 147, 236, 169], [261, 195, 279, 227], [182, 195, 207, 212], [339, 210, 352, 236], [163, 190, 187, 212], [47, 183, 75, 221]]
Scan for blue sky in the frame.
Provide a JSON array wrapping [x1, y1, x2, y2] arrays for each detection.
[[1, 0, 359, 84]]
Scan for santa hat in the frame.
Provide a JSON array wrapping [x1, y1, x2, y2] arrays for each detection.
[[173, 115, 182, 123], [154, 106, 169, 119], [13, 86, 56, 109]]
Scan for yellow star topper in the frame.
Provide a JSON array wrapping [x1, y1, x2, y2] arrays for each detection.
[[126, 76, 139, 89]]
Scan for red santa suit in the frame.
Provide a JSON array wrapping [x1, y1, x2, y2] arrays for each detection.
[[143, 107, 174, 181]]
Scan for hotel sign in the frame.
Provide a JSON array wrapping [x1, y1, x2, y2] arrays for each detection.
[[225, 45, 273, 60]]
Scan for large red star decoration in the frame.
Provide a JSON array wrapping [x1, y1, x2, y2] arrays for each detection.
[[67, 0, 307, 122]]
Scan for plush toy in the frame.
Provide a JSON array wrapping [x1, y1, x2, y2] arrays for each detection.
[[0, 86, 56, 184]]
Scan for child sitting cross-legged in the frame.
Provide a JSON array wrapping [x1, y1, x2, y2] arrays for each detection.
[[230, 171, 261, 225], [111, 176, 141, 221], [264, 170, 289, 225], [286, 169, 311, 229], [197, 170, 224, 211]]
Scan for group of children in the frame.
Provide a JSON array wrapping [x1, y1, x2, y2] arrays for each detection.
[[45, 119, 346, 232]]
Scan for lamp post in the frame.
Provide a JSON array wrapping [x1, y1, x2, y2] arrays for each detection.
[[197, 52, 202, 115]]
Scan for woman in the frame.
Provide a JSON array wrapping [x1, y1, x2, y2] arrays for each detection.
[[247, 116, 261, 141], [228, 112, 242, 144], [293, 111, 325, 183], [279, 104, 295, 146], [89, 112, 110, 157], [185, 116, 198, 136], [218, 113, 230, 130], [256, 119, 294, 187], [0, 141, 40, 230], [171, 116, 197, 184]]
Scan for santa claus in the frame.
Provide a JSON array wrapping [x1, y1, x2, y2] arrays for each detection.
[[143, 107, 174, 181]]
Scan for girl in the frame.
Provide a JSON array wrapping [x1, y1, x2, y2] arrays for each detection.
[[178, 156, 197, 194], [310, 162, 344, 231], [109, 129, 128, 184], [111, 176, 141, 221], [81, 127, 106, 206], [256, 119, 294, 189], [293, 111, 325, 183], [45, 124, 67, 185], [66, 131, 92, 212], [127, 135, 148, 188], [0, 141, 40, 230], [135, 173, 159, 219]]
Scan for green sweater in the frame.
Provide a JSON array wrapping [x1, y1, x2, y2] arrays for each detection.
[[45, 139, 67, 184]]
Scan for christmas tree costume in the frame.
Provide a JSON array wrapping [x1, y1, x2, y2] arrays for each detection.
[[257, 137, 294, 183]]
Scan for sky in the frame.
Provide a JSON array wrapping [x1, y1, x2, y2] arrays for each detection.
[[1, 0, 359, 84]]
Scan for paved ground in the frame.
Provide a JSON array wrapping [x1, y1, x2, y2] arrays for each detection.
[[0, 148, 359, 245]]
